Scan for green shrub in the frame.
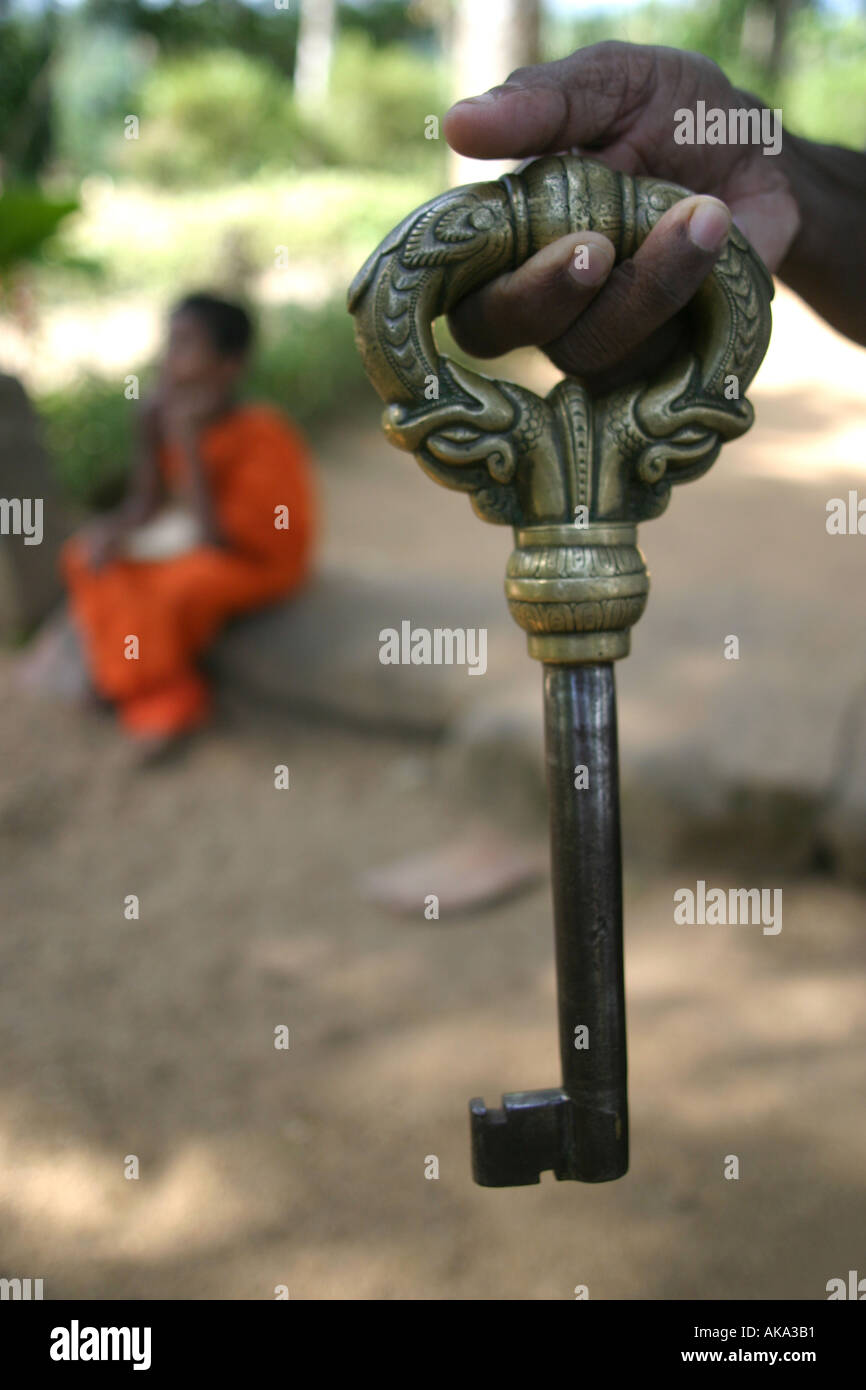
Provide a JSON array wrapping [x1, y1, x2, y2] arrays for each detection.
[[248, 299, 369, 425], [316, 33, 448, 172], [38, 375, 136, 510], [52, 22, 152, 177], [125, 48, 326, 186], [58, 169, 438, 298], [115, 36, 447, 185], [777, 15, 866, 146], [0, 187, 78, 274]]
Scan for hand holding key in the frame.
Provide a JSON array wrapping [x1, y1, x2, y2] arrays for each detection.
[[349, 151, 773, 1184], [442, 40, 806, 391]]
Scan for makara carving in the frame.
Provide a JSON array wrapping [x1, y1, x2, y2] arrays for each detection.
[[348, 155, 773, 661]]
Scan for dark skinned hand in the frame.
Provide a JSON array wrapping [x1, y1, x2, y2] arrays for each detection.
[[443, 42, 798, 392]]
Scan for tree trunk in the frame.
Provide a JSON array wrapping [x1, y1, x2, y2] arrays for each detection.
[[449, 0, 543, 185], [294, 0, 337, 110]]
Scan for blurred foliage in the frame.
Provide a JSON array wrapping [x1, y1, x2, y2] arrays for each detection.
[[1, 0, 864, 188], [774, 10, 866, 140], [316, 32, 448, 171], [0, 185, 97, 317], [38, 374, 133, 510], [5, 0, 442, 182], [73, 34, 446, 184], [80, 0, 299, 72], [119, 48, 320, 185], [75, 0, 434, 71], [550, 1, 866, 144], [37, 296, 369, 510], [0, 10, 56, 180], [247, 298, 371, 424], [51, 22, 154, 178], [57, 170, 438, 295], [0, 187, 78, 272]]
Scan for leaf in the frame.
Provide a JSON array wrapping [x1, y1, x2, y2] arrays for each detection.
[[0, 187, 79, 272]]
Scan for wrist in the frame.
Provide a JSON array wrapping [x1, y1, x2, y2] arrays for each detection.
[[776, 131, 821, 281], [775, 131, 866, 342]]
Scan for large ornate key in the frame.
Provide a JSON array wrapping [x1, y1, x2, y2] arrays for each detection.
[[348, 156, 773, 1186]]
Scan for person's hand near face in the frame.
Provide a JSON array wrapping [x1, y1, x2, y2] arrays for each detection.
[[153, 380, 228, 450], [80, 514, 126, 571], [156, 308, 241, 444], [147, 308, 246, 544]]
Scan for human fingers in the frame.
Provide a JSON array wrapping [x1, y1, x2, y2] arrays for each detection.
[[540, 194, 732, 381], [443, 41, 663, 161], [447, 232, 616, 358]]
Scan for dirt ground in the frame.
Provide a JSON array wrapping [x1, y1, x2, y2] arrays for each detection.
[[1, 285, 864, 1300], [1, 673, 864, 1300]]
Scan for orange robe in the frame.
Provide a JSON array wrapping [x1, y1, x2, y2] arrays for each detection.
[[62, 404, 316, 736]]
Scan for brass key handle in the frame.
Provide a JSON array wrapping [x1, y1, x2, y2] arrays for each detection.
[[348, 154, 773, 662], [348, 156, 773, 1187]]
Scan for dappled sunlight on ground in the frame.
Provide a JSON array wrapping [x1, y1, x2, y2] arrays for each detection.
[[0, 652, 863, 1298]]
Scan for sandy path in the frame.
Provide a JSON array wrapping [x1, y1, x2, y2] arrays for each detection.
[[0, 667, 863, 1300]]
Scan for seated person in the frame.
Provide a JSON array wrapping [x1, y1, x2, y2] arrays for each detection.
[[62, 292, 316, 754]]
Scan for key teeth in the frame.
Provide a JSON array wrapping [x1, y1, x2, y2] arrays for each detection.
[[469, 1089, 569, 1187], [469, 1089, 629, 1186]]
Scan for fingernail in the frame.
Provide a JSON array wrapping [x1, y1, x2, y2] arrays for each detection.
[[451, 91, 499, 106], [688, 199, 732, 253], [568, 241, 615, 287]]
